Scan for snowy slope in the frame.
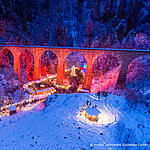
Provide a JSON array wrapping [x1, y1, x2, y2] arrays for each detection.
[[0, 93, 150, 150]]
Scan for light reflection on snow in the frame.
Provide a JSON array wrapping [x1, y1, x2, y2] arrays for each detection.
[[77, 94, 119, 126]]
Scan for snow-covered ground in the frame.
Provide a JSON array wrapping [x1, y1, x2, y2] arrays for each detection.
[[0, 93, 149, 150]]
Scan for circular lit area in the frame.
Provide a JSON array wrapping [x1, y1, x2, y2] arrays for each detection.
[[85, 107, 101, 122], [78, 93, 119, 126]]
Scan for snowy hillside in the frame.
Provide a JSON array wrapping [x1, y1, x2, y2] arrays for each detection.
[[0, 93, 149, 150], [126, 55, 150, 104]]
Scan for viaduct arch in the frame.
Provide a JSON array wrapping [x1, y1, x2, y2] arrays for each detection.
[[20, 49, 34, 81], [41, 50, 58, 77], [0, 45, 149, 90]]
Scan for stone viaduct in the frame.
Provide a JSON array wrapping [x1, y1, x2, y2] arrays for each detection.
[[0, 45, 149, 90]]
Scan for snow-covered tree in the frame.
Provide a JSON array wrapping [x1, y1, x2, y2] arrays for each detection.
[[90, 37, 99, 48], [134, 33, 149, 49], [117, 0, 126, 19], [84, 21, 94, 47], [102, 0, 111, 22], [104, 35, 111, 48]]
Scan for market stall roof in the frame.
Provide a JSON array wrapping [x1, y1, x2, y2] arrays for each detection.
[[85, 107, 101, 116], [25, 87, 34, 93], [79, 89, 89, 93], [36, 87, 55, 93], [9, 105, 17, 111]]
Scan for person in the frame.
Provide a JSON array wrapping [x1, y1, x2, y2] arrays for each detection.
[[87, 100, 89, 105], [96, 118, 98, 122], [96, 91, 100, 100], [89, 102, 91, 106], [103, 91, 108, 97]]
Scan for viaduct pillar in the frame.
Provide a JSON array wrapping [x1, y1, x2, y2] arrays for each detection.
[[57, 52, 65, 84], [33, 51, 41, 80], [117, 66, 128, 88], [83, 52, 93, 90], [116, 56, 131, 88], [13, 52, 21, 78]]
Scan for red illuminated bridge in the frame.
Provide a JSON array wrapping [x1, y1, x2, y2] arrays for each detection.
[[0, 45, 149, 90]]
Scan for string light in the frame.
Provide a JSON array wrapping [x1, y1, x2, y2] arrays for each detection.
[[0, 68, 83, 117]]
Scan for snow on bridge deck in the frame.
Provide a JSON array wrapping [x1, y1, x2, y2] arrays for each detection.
[[0, 45, 149, 52]]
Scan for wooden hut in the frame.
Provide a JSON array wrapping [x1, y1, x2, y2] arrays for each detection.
[[9, 105, 17, 115], [85, 107, 101, 122]]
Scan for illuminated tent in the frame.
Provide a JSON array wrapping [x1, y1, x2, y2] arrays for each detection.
[[85, 107, 101, 122]]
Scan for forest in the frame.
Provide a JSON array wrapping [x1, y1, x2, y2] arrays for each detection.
[[0, 0, 150, 49]]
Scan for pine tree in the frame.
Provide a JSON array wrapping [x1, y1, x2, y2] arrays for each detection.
[[134, 33, 148, 49], [126, 0, 134, 35], [56, 23, 62, 46], [117, 23, 125, 43], [132, 0, 141, 27], [125, 31, 135, 49], [77, 0, 83, 22], [117, 0, 126, 19], [102, 0, 110, 22], [90, 2, 100, 21], [104, 35, 111, 48], [16, 33, 20, 44], [56, 24, 67, 46], [25, 36, 29, 45], [84, 21, 94, 47], [0, 20, 6, 39], [62, 26, 67, 46], [43, 25, 50, 46], [90, 37, 99, 48], [99, 37, 104, 47], [113, 32, 118, 43]]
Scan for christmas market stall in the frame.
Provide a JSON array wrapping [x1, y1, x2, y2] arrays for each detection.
[[9, 105, 17, 115]]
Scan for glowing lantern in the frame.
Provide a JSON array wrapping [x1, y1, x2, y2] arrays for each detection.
[[99, 64, 103, 70], [77, 84, 83, 91]]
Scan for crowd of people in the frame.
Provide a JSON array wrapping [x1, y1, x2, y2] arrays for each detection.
[[96, 91, 108, 100]]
